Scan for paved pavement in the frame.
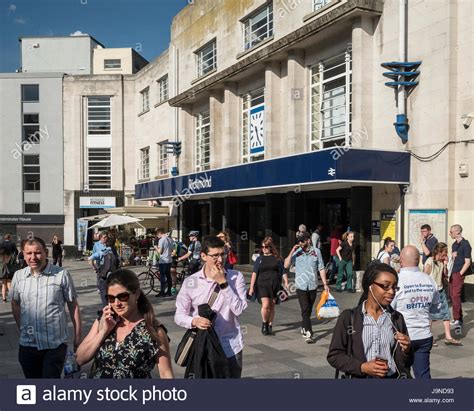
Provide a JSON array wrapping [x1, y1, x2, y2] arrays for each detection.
[[0, 260, 472, 379]]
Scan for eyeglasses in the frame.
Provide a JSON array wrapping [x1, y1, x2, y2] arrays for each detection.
[[206, 252, 227, 260], [261, 245, 269, 249], [106, 292, 131, 303], [372, 282, 400, 292]]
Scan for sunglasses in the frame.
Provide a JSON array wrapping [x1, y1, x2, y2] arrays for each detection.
[[372, 282, 400, 292], [261, 245, 269, 249], [106, 292, 131, 303]]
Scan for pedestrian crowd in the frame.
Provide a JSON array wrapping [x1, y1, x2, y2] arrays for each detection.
[[1, 221, 471, 379]]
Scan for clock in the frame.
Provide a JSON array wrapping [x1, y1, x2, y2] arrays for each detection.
[[249, 105, 265, 154]]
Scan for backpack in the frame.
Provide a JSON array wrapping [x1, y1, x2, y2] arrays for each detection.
[[98, 251, 119, 279], [176, 242, 188, 258]]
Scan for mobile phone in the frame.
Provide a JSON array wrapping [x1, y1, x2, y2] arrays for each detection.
[[375, 355, 388, 364]]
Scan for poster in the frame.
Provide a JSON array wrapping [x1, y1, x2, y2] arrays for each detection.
[[76, 219, 88, 252], [381, 212, 396, 242], [408, 209, 447, 246]]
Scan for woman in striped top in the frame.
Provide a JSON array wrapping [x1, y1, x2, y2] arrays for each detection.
[[327, 263, 413, 378]]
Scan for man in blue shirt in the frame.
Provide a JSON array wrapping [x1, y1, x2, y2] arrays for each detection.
[[420, 224, 438, 265], [449, 224, 472, 328], [284, 232, 329, 343]]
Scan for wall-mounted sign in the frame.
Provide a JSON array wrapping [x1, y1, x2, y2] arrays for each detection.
[[80, 197, 116, 209], [249, 104, 265, 155], [381, 211, 396, 241], [0, 215, 65, 224], [371, 220, 381, 236]]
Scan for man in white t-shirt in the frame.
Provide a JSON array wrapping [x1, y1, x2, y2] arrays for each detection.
[[391, 245, 440, 379]]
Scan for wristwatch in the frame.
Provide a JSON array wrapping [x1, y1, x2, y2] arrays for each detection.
[[219, 281, 229, 290]]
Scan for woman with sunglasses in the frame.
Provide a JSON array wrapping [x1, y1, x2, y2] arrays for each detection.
[[249, 237, 288, 336], [327, 262, 413, 378], [76, 269, 174, 378], [217, 231, 235, 270]]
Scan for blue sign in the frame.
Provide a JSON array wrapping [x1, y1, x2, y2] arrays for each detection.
[[135, 148, 411, 201]]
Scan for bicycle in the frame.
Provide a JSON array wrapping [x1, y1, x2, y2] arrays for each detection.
[[137, 261, 161, 295], [175, 260, 191, 285]]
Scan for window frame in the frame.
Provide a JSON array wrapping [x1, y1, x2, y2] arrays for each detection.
[[140, 87, 150, 113], [23, 154, 40, 192], [158, 141, 169, 176], [196, 40, 217, 78], [87, 96, 111, 136], [22, 113, 40, 144], [140, 146, 150, 180], [21, 84, 39, 102], [310, 49, 352, 150], [243, 3, 273, 51], [104, 59, 122, 69], [313, 0, 331, 11], [87, 148, 112, 190], [195, 112, 211, 172], [24, 203, 40, 214], [157, 75, 169, 104]]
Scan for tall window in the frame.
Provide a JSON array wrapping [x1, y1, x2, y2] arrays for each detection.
[[87, 96, 111, 136], [310, 50, 352, 150], [243, 4, 273, 50], [24, 203, 40, 213], [23, 155, 40, 191], [158, 141, 169, 176], [22, 113, 40, 144], [196, 40, 217, 77], [195, 112, 210, 171], [88, 148, 111, 190], [140, 147, 150, 180], [313, 0, 331, 11], [157, 75, 169, 103], [21, 84, 39, 102], [140, 88, 150, 113], [242, 88, 265, 163], [104, 59, 121, 69]]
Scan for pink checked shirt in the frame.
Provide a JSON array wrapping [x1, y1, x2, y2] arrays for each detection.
[[174, 267, 248, 358]]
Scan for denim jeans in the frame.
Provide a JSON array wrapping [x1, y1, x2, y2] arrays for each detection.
[[411, 336, 433, 379], [159, 263, 172, 294]]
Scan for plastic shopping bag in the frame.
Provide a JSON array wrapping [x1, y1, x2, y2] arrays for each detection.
[[316, 291, 340, 319]]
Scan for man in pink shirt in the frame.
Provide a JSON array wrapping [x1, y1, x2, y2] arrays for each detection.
[[175, 236, 248, 378]]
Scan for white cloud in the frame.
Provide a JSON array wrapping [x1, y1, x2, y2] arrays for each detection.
[[14, 16, 26, 24], [7, 3, 16, 14], [70, 30, 88, 36]]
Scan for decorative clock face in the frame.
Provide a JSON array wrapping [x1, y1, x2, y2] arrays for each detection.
[[249, 105, 265, 154]]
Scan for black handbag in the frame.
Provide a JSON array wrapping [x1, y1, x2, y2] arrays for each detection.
[[335, 309, 354, 379], [174, 286, 220, 367]]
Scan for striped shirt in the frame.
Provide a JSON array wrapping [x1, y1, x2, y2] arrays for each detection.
[[361, 301, 396, 376], [9, 263, 78, 350]]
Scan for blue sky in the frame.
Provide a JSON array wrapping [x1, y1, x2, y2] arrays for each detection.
[[0, 0, 188, 72]]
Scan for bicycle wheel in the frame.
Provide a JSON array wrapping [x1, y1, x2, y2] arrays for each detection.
[[151, 269, 161, 293], [137, 271, 154, 295]]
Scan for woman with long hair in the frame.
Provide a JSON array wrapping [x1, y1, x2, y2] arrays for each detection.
[[76, 269, 174, 378], [328, 262, 413, 378], [0, 247, 16, 302], [335, 231, 356, 292], [51, 235, 63, 267], [217, 231, 236, 270], [249, 236, 288, 336], [424, 242, 462, 346], [377, 238, 395, 265]]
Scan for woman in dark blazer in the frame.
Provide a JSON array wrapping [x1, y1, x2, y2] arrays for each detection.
[[327, 262, 413, 378]]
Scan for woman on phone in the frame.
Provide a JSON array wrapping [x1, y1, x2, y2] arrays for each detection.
[[249, 237, 288, 336], [328, 262, 413, 378], [335, 231, 356, 292], [424, 243, 462, 346], [217, 231, 236, 270], [76, 269, 174, 378]]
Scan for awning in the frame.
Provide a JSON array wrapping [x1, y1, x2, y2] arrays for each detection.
[[105, 205, 173, 229], [135, 148, 410, 201]]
